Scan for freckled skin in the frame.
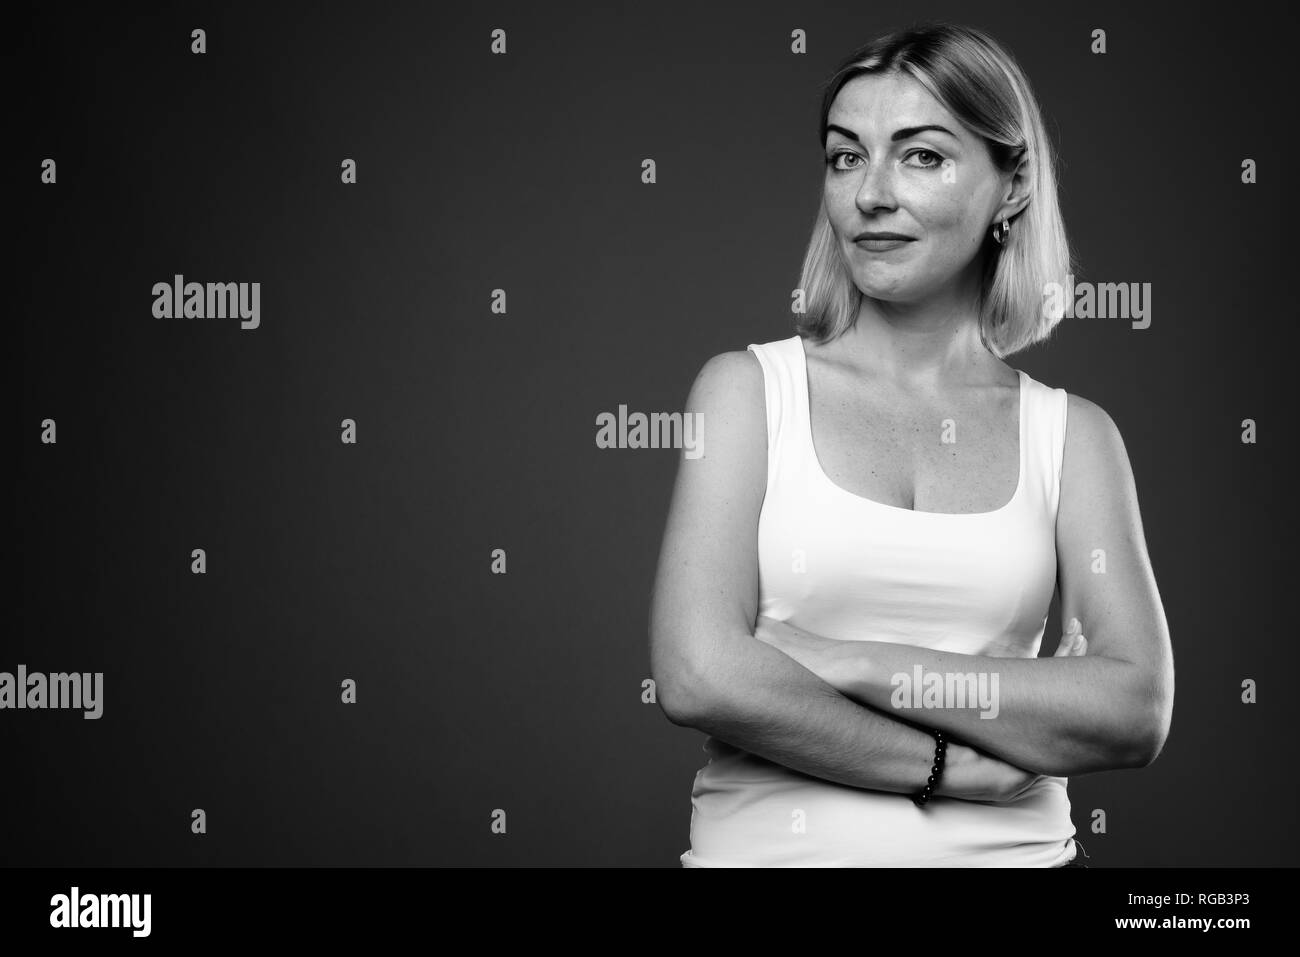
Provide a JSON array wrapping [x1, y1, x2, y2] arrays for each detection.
[[823, 71, 1011, 308]]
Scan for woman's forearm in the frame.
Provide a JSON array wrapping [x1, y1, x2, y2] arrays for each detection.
[[674, 632, 1009, 798], [823, 639, 1156, 776]]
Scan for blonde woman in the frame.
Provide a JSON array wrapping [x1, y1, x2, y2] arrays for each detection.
[[649, 22, 1173, 867]]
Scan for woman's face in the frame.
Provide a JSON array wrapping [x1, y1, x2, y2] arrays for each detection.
[[823, 71, 1013, 305]]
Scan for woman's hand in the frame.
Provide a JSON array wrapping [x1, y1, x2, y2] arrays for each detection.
[[935, 742, 1053, 802], [1054, 617, 1088, 658]]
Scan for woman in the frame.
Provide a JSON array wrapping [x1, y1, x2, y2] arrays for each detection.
[[648, 22, 1174, 867]]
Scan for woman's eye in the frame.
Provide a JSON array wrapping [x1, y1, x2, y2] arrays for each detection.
[[826, 151, 862, 171], [907, 149, 945, 168]]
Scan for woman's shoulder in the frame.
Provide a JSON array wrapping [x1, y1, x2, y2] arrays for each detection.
[[1030, 381, 1131, 486], [1019, 371, 1109, 422], [689, 335, 801, 392], [1063, 391, 1127, 459], [682, 347, 767, 421], [1015, 372, 1129, 471]]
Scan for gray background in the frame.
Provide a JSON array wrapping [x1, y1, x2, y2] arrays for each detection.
[[11, 0, 1296, 865]]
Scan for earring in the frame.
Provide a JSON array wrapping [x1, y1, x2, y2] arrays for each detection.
[[992, 217, 1012, 245]]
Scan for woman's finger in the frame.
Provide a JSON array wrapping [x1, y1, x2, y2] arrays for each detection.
[[1053, 617, 1084, 657], [1054, 631, 1087, 657]]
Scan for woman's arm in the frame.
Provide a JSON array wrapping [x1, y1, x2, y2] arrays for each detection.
[[649, 350, 1044, 801], [755, 396, 1175, 778]]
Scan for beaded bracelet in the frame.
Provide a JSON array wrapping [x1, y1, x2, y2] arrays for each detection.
[[912, 728, 947, 807]]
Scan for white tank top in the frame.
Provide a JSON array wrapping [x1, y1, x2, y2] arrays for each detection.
[[680, 334, 1078, 867]]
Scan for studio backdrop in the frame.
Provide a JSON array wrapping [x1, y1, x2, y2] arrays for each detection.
[[12, 1, 1295, 866]]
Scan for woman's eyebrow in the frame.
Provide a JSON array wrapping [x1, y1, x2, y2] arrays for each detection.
[[825, 123, 958, 143]]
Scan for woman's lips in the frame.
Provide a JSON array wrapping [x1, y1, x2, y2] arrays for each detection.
[[855, 238, 915, 251]]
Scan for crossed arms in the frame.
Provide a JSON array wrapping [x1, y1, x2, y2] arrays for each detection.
[[648, 351, 1174, 796]]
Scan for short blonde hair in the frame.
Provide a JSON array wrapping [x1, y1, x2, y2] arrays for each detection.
[[797, 21, 1076, 358]]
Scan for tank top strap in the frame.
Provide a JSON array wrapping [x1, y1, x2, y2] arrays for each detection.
[[1017, 370, 1069, 518], [745, 336, 806, 490]]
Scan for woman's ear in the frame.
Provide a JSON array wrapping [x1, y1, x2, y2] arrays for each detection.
[[996, 158, 1033, 223]]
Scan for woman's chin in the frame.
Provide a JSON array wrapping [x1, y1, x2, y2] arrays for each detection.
[[853, 281, 912, 301]]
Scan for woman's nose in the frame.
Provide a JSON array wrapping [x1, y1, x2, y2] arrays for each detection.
[[855, 160, 898, 212]]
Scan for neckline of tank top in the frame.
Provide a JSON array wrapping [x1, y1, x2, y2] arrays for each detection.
[[793, 335, 1027, 519]]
